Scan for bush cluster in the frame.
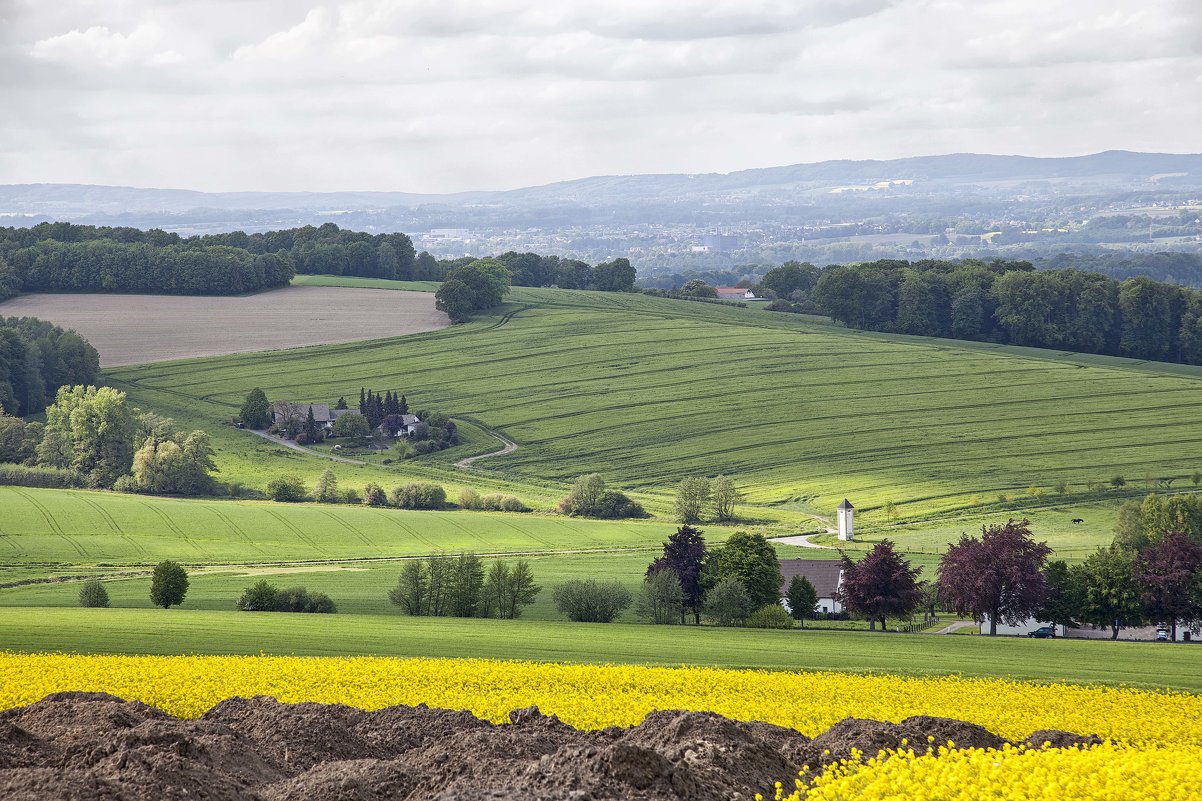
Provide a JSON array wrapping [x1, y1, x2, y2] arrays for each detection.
[[458, 488, 530, 513], [236, 579, 336, 613]]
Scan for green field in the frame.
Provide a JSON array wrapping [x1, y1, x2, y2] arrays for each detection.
[[0, 486, 721, 577], [7, 278, 1202, 685], [2, 606, 1197, 692], [104, 279, 1202, 533]]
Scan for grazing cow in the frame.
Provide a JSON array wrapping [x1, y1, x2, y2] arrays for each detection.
[[1071, 518, 1084, 524]]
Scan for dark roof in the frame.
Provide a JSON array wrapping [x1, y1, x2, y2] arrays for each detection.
[[779, 559, 843, 598], [837, 498, 854, 511]]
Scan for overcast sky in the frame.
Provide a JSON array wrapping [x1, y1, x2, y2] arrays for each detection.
[[2, 0, 1200, 193]]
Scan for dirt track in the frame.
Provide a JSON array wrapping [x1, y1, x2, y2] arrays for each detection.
[[0, 286, 448, 366], [0, 693, 1100, 800]]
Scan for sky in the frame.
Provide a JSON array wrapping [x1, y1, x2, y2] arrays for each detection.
[[2, 0, 1200, 193]]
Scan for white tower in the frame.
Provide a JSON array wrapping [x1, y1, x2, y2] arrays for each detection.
[[837, 499, 855, 541]]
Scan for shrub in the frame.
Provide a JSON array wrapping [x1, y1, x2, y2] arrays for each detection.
[[746, 603, 794, 629], [413, 439, 442, 455], [552, 579, 632, 623], [703, 577, 752, 626], [78, 579, 110, 608], [342, 488, 360, 505], [276, 586, 337, 613], [499, 496, 530, 513], [391, 482, 446, 510], [330, 412, 370, 439], [237, 580, 336, 613], [237, 579, 279, 611], [459, 488, 483, 510], [362, 482, 388, 507], [266, 475, 307, 502], [111, 474, 141, 493], [0, 464, 85, 489]]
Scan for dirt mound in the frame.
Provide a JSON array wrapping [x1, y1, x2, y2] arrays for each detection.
[[0, 695, 1102, 800], [1024, 729, 1105, 749]]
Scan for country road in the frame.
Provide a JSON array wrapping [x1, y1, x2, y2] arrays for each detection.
[[246, 429, 369, 465], [455, 428, 519, 469]]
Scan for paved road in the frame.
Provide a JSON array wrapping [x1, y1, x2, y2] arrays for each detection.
[[933, 621, 979, 635], [770, 532, 835, 549]]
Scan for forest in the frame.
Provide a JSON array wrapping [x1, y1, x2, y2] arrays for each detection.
[[801, 259, 1202, 365], [0, 222, 421, 297], [0, 317, 100, 416]]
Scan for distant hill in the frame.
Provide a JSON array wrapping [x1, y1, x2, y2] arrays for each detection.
[[4, 150, 1201, 218]]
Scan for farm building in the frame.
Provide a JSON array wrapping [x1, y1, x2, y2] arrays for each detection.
[[271, 402, 356, 431], [779, 559, 844, 615], [715, 286, 757, 300], [378, 413, 423, 438]]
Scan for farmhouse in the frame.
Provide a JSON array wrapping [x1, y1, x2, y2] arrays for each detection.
[[271, 402, 356, 431], [378, 413, 424, 438], [715, 286, 758, 300], [779, 559, 844, 615]]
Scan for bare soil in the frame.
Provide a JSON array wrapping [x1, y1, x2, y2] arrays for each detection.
[[0, 286, 448, 366], [0, 693, 1100, 800]]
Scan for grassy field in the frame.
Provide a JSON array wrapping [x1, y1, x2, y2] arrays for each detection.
[[100, 279, 1202, 537], [1, 606, 1198, 691], [0, 487, 718, 576]]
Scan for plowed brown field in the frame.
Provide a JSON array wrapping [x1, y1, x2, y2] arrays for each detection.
[[0, 286, 448, 366]]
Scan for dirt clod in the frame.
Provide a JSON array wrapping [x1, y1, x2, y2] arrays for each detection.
[[0, 695, 1101, 800]]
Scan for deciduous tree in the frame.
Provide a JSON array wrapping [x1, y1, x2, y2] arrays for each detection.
[[1135, 531, 1202, 641], [674, 476, 711, 523], [937, 519, 1052, 635], [711, 475, 741, 522], [1078, 546, 1146, 639], [839, 539, 923, 631], [150, 560, 188, 609], [647, 524, 707, 624], [637, 569, 684, 624], [239, 388, 271, 429], [705, 531, 783, 609]]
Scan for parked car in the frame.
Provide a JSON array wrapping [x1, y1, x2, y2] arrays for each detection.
[[1027, 626, 1056, 638], [1156, 628, 1169, 642]]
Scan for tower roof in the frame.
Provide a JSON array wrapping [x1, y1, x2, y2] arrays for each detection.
[[837, 498, 854, 511]]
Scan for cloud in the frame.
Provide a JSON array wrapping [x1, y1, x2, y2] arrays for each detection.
[[31, 22, 182, 67], [1, 0, 1201, 192]]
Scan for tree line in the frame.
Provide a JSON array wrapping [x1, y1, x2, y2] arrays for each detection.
[[0, 384, 217, 494], [389, 554, 540, 619], [0, 317, 99, 417], [802, 259, 1202, 364], [834, 511, 1202, 640]]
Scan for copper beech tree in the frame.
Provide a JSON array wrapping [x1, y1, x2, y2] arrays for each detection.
[[838, 539, 923, 631], [937, 519, 1052, 636]]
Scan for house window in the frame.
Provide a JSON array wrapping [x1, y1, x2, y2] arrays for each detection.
[[820, 605, 828, 613]]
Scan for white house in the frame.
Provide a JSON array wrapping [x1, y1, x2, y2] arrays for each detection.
[[779, 559, 844, 615], [715, 286, 758, 300], [378, 413, 423, 438], [836, 499, 855, 541], [979, 616, 1066, 637]]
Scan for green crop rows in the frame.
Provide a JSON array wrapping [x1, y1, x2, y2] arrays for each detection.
[[106, 281, 1202, 524]]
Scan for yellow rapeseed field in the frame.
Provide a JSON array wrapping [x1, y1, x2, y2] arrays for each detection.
[[0, 652, 1199, 747], [766, 742, 1202, 801]]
